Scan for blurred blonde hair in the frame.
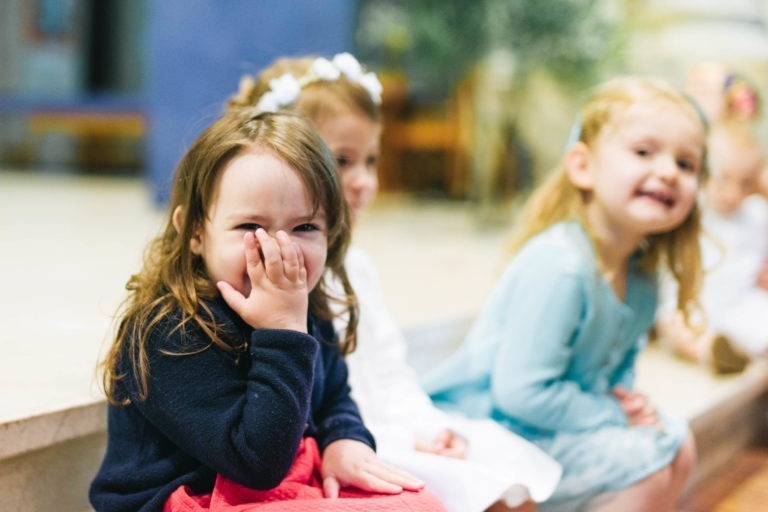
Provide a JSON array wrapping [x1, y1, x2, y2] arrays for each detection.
[[508, 76, 708, 323]]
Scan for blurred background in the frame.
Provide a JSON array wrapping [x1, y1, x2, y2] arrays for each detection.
[[1, 0, 767, 212]]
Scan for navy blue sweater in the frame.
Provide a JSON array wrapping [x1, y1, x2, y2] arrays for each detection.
[[89, 297, 373, 512]]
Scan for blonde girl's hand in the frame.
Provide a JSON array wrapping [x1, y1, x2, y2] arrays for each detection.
[[218, 229, 309, 332], [613, 386, 660, 428], [321, 439, 424, 498], [414, 429, 468, 459]]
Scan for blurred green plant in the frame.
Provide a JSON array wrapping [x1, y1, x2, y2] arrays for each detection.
[[356, 0, 624, 102]]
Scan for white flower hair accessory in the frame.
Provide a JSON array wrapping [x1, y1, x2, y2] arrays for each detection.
[[254, 52, 382, 113], [333, 52, 363, 81], [255, 73, 302, 113], [310, 57, 341, 81]]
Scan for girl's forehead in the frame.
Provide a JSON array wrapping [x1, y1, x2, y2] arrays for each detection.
[[606, 98, 705, 137]]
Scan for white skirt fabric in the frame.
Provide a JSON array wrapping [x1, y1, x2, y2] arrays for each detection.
[[378, 415, 562, 510]]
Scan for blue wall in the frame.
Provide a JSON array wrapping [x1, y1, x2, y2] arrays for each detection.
[[146, 0, 355, 204]]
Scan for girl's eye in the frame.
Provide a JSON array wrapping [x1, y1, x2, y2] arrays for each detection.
[[634, 147, 651, 157], [335, 155, 350, 169], [677, 159, 698, 173], [366, 155, 378, 169], [294, 223, 318, 233], [237, 223, 262, 231]]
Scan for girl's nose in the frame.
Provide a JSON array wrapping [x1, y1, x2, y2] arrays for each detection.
[[656, 155, 679, 181], [348, 166, 377, 190]]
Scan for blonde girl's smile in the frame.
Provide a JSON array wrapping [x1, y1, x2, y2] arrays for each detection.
[[575, 98, 705, 240]]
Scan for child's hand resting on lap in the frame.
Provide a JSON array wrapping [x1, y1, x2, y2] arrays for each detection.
[[321, 439, 424, 498]]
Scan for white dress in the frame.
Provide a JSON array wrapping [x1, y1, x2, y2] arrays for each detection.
[[333, 247, 562, 511], [699, 195, 768, 356]]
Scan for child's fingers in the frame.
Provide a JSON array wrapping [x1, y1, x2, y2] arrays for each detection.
[[297, 245, 306, 282], [347, 471, 403, 495], [254, 229, 283, 281], [612, 386, 630, 399], [322, 476, 340, 499], [364, 461, 424, 492], [243, 231, 263, 270], [276, 231, 301, 282], [217, 280, 246, 316]]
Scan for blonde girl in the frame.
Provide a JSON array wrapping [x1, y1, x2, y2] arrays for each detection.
[[229, 54, 562, 512], [424, 76, 706, 511], [89, 111, 439, 511]]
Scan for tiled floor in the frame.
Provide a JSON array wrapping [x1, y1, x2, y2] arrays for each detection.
[[0, 169, 512, 424]]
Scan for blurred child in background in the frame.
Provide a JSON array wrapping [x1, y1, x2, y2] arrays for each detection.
[[657, 122, 768, 371]]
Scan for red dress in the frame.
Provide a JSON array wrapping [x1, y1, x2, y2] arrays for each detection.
[[164, 438, 446, 512]]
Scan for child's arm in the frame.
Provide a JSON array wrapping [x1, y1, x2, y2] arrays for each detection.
[[487, 248, 627, 432], [129, 314, 319, 489], [128, 229, 318, 488]]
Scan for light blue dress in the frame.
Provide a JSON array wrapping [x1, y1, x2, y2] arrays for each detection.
[[423, 221, 689, 510]]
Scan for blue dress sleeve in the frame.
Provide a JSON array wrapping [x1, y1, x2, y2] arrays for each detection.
[[490, 247, 627, 432]]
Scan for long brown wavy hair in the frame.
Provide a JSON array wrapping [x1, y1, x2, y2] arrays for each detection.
[[508, 76, 709, 323], [102, 111, 356, 404]]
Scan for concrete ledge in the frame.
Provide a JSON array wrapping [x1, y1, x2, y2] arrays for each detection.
[[0, 399, 105, 460], [0, 430, 106, 511], [0, 399, 106, 511]]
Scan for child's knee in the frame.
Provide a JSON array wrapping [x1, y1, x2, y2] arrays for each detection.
[[672, 432, 697, 480]]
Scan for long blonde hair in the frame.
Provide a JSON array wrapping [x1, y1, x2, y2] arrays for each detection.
[[102, 111, 354, 404], [508, 76, 708, 322]]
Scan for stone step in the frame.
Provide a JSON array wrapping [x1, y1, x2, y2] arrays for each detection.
[[1, 317, 765, 511], [0, 400, 105, 511]]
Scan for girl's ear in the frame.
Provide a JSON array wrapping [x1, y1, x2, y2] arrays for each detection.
[[173, 206, 204, 255], [565, 141, 594, 191]]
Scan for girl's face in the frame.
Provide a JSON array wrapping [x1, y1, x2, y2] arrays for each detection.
[[190, 147, 328, 297], [315, 110, 381, 223], [575, 99, 705, 239], [706, 147, 762, 214]]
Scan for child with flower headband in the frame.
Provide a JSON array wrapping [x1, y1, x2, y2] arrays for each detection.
[[229, 53, 562, 512], [89, 110, 445, 511], [424, 76, 705, 511]]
